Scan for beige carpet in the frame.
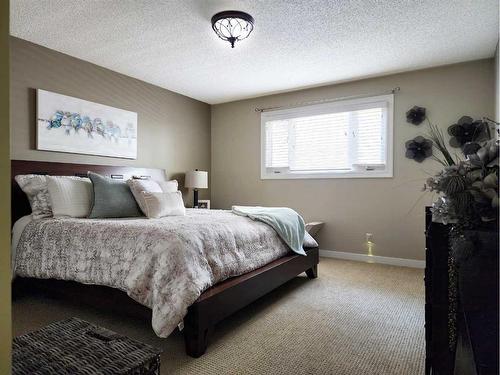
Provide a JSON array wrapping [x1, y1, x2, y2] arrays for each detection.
[[13, 258, 425, 374]]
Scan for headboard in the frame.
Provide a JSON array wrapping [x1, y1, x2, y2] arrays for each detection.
[[11, 159, 167, 224]]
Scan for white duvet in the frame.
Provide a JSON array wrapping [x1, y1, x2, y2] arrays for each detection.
[[14, 209, 317, 337]]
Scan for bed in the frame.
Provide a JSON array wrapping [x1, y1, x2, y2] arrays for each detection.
[[11, 160, 319, 357]]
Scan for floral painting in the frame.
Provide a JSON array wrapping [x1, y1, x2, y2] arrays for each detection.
[[36, 89, 137, 159]]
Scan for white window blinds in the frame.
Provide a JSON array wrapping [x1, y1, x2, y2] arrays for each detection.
[[261, 94, 393, 179]]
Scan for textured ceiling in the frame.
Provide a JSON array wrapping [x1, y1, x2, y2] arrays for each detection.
[[10, 0, 499, 104]]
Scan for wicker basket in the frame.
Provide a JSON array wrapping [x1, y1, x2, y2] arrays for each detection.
[[13, 317, 162, 374]]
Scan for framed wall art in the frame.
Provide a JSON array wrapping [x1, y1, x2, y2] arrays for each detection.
[[36, 89, 138, 159]]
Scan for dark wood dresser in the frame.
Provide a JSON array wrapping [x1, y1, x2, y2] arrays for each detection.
[[454, 228, 498, 375], [425, 208, 455, 375], [425, 208, 499, 375]]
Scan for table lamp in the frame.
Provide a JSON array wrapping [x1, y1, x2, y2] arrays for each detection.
[[185, 170, 208, 208]]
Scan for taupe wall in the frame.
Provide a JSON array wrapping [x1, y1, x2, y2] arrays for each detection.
[[10, 37, 211, 203], [211, 60, 495, 261]]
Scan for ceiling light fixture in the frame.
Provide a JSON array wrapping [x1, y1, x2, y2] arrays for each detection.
[[211, 10, 254, 48]]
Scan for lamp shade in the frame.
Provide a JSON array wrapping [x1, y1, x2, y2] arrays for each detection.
[[185, 170, 208, 189]]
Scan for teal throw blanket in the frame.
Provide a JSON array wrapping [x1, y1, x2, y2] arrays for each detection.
[[232, 206, 306, 256]]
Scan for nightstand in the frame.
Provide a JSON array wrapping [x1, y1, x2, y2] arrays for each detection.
[[305, 222, 324, 239]]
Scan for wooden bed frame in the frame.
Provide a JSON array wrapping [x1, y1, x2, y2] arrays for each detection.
[[11, 159, 319, 357]]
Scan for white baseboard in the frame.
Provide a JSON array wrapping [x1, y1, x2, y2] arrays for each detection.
[[319, 249, 425, 269]]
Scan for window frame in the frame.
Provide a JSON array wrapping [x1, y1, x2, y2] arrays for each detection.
[[260, 94, 394, 180]]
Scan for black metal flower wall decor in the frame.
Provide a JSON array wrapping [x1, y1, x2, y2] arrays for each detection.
[[406, 106, 426, 125], [405, 136, 433, 163], [447, 116, 488, 148], [462, 142, 482, 157]]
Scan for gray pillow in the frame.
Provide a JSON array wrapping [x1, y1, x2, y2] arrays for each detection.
[[88, 172, 142, 218]]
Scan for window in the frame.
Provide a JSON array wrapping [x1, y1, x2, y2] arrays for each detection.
[[261, 94, 393, 179]]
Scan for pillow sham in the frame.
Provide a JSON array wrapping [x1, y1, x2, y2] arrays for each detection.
[[158, 180, 178, 193], [88, 172, 142, 218], [142, 191, 186, 218], [127, 179, 163, 215], [14, 174, 52, 219], [127, 178, 179, 215], [46, 175, 93, 218]]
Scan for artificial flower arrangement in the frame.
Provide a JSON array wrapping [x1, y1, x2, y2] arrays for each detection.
[[423, 116, 498, 228]]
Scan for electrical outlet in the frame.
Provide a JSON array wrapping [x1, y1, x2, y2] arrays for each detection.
[[366, 233, 373, 243]]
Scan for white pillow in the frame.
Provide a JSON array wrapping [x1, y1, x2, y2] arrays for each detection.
[[15, 174, 52, 219], [127, 179, 163, 215], [127, 179, 179, 215], [46, 176, 93, 218], [158, 180, 178, 193], [142, 191, 186, 218]]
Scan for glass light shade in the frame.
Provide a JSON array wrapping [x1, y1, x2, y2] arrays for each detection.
[[211, 10, 254, 48]]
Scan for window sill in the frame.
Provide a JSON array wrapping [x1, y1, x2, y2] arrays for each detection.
[[260, 171, 393, 180]]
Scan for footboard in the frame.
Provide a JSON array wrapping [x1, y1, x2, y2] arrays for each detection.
[[183, 246, 319, 357]]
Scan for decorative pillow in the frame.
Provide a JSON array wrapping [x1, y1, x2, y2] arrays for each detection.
[[158, 180, 178, 193], [14, 174, 52, 219], [127, 179, 163, 215], [127, 179, 179, 215], [142, 191, 186, 218], [46, 176, 93, 218], [88, 172, 142, 218]]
